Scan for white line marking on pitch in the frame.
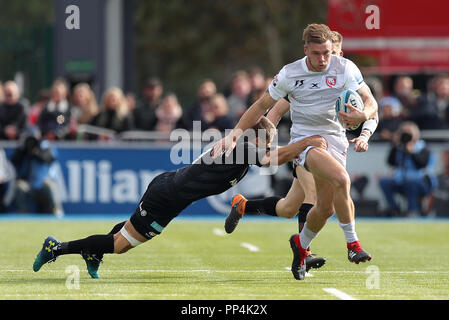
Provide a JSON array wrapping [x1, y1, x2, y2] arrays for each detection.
[[212, 228, 226, 236], [323, 288, 357, 300], [240, 242, 260, 252], [284, 267, 314, 277]]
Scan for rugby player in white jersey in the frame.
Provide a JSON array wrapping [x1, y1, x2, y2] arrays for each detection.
[[224, 30, 379, 275], [213, 24, 378, 280]]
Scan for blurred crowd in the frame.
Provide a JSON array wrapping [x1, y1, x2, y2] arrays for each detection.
[[1, 71, 449, 142], [0, 67, 270, 142], [1, 70, 449, 217]]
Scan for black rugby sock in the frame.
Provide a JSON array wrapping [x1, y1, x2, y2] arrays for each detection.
[[298, 203, 313, 233], [53, 234, 114, 257], [297, 203, 313, 251], [109, 221, 126, 235], [244, 197, 281, 216]]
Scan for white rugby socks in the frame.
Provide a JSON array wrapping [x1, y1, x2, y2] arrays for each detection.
[[339, 220, 359, 243], [299, 223, 318, 250]]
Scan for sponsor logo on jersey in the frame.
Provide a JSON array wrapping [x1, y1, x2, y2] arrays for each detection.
[[310, 82, 320, 89], [294, 79, 304, 88]]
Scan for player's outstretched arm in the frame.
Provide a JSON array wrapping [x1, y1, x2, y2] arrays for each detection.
[[267, 99, 290, 127], [212, 92, 277, 158], [260, 135, 327, 166]]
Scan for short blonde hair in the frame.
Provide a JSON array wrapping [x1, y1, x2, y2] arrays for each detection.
[[101, 87, 128, 120], [302, 24, 333, 45], [331, 31, 343, 45]]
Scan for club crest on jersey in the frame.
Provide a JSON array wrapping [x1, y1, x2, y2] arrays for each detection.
[[326, 76, 337, 88]]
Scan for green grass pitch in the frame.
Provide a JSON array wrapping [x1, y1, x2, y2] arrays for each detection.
[[0, 217, 448, 300]]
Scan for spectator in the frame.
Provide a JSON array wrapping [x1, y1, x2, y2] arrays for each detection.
[[377, 96, 404, 141], [28, 89, 50, 126], [0, 81, 4, 104], [71, 83, 99, 125], [11, 129, 63, 216], [37, 78, 72, 140], [0, 147, 15, 213], [390, 75, 441, 130], [126, 92, 137, 113], [422, 74, 449, 128], [391, 76, 417, 111], [378, 121, 438, 217], [247, 67, 267, 105], [184, 79, 217, 131], [154, 93, 184, 133], [226, 70, 251, 124], [90, 87, 134, 135], [429, 150, 449, 216], [133, 77, 163, 131], [206, 93, 234, 132], [0, 81, 27, 140]]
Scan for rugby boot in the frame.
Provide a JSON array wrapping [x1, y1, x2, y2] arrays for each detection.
[[33, 236, 60, 272], [347, 240, 372, 264], [305, 251, 326, 272], [289, 234, 308, 280], [82, 253, 103, 279], [224, 194, 247, 234]]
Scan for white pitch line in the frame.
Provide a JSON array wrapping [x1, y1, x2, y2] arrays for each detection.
[[212, 227, 226, 236], [4, 269, 448, 274], [323, 288, 357, 300], [284, 267, 314, 277], [240, 242, 260, 252]]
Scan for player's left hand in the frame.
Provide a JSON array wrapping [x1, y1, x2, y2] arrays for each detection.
[[339, 104, 367, 129], [349, 136, 369, 152]]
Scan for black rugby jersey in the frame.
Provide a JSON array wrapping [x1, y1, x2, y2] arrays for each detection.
[[171, 141, 269, 203]]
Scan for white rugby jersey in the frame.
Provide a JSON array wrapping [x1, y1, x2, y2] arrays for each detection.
[[268, 55, 365, 138]]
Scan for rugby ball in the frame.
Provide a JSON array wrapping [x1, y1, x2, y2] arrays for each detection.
[[335, 89, 364, 130]]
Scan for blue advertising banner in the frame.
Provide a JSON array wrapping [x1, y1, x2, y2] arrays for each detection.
[[3, 143, 273, 216]]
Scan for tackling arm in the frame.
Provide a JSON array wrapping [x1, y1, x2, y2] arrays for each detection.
[[213, 92, 277, 157], [259, 135, 327, 166]]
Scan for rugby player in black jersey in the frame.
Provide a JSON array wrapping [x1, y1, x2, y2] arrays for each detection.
[[32, 116, 327, 279]]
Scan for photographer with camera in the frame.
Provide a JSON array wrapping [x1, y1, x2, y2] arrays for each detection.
[[11, 129, 63, 216], [378, 121, 438, 217]]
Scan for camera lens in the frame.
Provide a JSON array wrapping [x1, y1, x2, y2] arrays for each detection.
[[400, 132, 412, 144]]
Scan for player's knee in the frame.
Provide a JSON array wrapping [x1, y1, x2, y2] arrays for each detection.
[[113, 232, 137, 254], [115, 244, 133, 254], [282, 206, 299, 218], [276, 199, 299, 218], [314, 201, 335, 219], [331, 170, 351, 191]]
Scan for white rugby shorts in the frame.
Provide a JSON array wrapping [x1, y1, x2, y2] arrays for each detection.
[[290, 134, 349, 168]]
